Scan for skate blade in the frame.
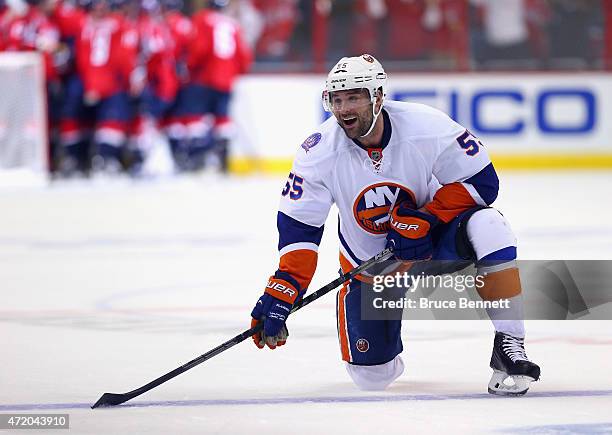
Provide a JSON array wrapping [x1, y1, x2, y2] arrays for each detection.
[[487, 370, 536, 396]]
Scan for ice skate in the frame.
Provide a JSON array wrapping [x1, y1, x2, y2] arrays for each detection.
[[488, 332, 540, 396]]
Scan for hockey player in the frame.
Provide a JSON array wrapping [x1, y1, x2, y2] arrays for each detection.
[[161, 0, 193, 169], [127, 0, 179, 173], [50, 0, 89, 174], [72, 0, 131, 172], [249, 54, 541, 396], [187, 0, 252, 172], [2, 0, 60, 80], [137, 0, 178, 125]]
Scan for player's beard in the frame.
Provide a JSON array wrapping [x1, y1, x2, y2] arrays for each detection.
[[338, 106, 374, 139]]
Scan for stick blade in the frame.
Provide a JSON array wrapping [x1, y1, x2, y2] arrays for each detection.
[[91, 392, 131, 409]]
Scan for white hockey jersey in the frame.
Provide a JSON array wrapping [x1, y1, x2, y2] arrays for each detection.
[[275, 100, 498, 290]]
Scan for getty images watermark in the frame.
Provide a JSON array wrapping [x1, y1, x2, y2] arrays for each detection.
[[371, 271, 511, 310], [360, 260, 612, 321]]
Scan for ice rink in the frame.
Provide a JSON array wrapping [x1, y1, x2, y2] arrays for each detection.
[[1, 171, 612, 434]]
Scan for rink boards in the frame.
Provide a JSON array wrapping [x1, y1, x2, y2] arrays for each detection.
[[231, 73, 612, 172]]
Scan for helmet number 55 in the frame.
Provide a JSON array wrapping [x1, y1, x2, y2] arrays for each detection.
[[281, 172, 304, 200]]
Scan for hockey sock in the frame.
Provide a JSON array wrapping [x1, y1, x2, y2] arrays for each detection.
[[477, 266, 525, 338], [63, 140, 90, 172], [486, 293, 525, 338], [188, 135, 215, 157], [187, 136, 215, 170], [98, 143, 122, 162]]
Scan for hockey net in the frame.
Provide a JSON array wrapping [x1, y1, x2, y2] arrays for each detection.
[[0, 52, 48, 186]]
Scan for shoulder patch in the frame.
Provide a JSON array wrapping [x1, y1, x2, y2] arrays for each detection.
[[301, 133, 322, 153]]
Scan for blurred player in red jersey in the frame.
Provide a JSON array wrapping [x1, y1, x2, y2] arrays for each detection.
[[34, 0, 88, 172], [126, 0, 178, 173], [162, 0, 191, 64], [69, 0, 131, 173], [187, 0, 252, 172], [110, 0, 145, 171], [3, 0, 60, 79], [49, 0, 85, 39], [0, 0, 7, 50], [161, 0, 193, 167], [137, 0, 177, 125], [252, 0, 296, 61]]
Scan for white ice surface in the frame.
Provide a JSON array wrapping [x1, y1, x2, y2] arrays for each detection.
[[1, 172, 612, 434]]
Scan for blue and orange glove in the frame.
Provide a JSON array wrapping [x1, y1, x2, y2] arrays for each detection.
[[386, 201, 439, 261], [251, 272, 302, 349]]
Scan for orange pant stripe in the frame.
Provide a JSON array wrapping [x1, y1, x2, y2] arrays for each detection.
[[337, 284, 352, 362]]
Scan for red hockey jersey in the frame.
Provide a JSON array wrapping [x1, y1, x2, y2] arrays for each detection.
[[3, 6, 60, 81], [138, 13, 178, 101], [76, 14, 126, 98], [188, 9, 252, 92]]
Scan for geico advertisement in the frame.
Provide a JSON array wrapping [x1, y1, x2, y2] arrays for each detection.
[[232, 74, 612, 158]]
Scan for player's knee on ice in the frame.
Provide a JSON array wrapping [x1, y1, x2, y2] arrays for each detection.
[[466, 208, 517, 261], [345, 355, 404, 391]]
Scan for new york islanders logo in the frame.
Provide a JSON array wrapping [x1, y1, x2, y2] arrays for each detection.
[[353, 182, 416, 234], [356, 338, 369, 353], [362, 54, 375, 63]]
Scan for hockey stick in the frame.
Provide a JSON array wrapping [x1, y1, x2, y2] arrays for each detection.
[[91, 247, 394, 409]]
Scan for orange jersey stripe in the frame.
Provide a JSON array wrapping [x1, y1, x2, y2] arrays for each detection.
[[279, 249, 318, 291], [339, 252, 355, 276], [424, 182, 478, 223]]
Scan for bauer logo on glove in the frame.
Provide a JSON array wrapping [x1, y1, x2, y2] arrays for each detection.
[[389, 218, 429, 236], [265, 279, 297, 302], [386, 201, 439, 261]]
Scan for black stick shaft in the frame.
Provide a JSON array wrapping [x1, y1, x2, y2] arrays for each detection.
[[92, 248, 393, 408]]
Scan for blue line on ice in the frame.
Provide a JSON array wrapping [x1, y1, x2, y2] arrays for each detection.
[[2, 390, 612, 411], [501, 422, 612, 434]]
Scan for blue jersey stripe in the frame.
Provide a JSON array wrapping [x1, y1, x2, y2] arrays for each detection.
[[338, 220, 362, 265], [464, 163, 499, 205], [277, 212, 324, 251]]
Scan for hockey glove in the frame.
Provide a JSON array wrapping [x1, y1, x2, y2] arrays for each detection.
[[250, 272, 301, 349], [386, 201, 439, 261]]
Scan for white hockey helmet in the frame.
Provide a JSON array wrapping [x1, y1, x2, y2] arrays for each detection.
[[322, 54, 387, 113]]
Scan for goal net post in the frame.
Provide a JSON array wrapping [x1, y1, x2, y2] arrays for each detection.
[[0, 52, 48, 187]]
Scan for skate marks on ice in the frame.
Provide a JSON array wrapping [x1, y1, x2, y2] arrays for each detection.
[[0, 235, 246, 250], [0, 280, 257, 333], [2, 389, 612, 412]]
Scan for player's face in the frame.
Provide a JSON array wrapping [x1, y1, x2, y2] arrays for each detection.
[[91, 0, 110, 17], [330, 89, 374, 139]]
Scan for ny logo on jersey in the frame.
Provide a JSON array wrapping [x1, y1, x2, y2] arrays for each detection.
[[353, 182, 416, 235]]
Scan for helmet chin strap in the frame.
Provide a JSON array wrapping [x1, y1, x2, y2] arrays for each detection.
[[359, 102, 383, 138]]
